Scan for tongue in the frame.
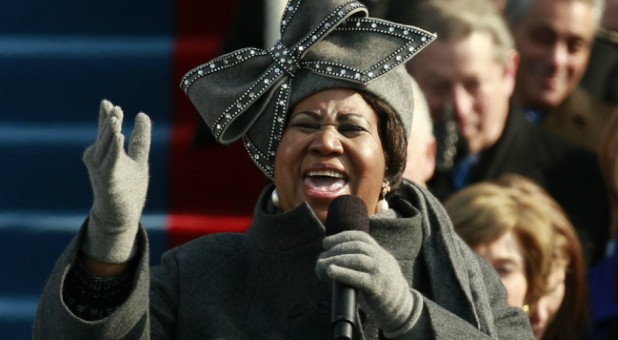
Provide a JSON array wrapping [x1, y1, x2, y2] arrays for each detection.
[[304, 176, 346, 192]]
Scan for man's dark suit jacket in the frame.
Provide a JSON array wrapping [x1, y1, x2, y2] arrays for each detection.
[[429, 104, 610, 266]]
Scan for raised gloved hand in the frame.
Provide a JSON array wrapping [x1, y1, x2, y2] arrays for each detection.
[[81, 100, 151, 264], [315, 231, 423, 337]]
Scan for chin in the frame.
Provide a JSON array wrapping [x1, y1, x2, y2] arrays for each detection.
[[305, 201, 330, 223], [311, 208, 329, 223], [538, 93, 564, 109]]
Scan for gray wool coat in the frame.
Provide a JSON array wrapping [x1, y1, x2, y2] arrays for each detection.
[[34, 182, 533, 339]]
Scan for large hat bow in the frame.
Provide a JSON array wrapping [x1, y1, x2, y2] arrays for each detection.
[[180, 0, 435, 178]]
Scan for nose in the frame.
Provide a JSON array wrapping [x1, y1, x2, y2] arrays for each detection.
[[548, 42, 569, 71], [451, 86, 474, 124], [309, 125, 344, 155]]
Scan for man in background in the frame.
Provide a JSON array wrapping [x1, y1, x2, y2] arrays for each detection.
[[505, 0, 616, 152], [404, 0, 610, 265]]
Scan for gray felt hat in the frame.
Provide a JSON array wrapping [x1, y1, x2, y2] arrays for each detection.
[[180, 0, 435, 179]]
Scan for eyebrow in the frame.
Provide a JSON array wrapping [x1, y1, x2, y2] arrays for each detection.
[[290, 110, 370, 122], [492, 257, 524, 266]]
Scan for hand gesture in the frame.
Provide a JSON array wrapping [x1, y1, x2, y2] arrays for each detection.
[[82, 100, 151, 263]]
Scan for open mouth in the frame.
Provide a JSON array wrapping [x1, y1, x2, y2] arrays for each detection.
[[303, 170, 348, 193]]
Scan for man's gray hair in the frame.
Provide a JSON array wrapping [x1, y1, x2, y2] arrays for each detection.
[[504, 0, 605, 29]]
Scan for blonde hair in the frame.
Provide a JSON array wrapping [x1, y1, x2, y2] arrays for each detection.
[[492, 174, 589, 339], [444, 181, 554, 305]]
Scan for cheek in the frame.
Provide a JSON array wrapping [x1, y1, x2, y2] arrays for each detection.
[[483, 105, 507, 135], [515, 40, 539, 61], [426, 97, 448, 120], [546, 282, 566, 314], [347, 141, 386, 211], [352, 148, 384, 183], [502, 273, 529, 307], [273, 134, 304, 210], [274, 136, 295, 176], [569, 52, 591, 74]]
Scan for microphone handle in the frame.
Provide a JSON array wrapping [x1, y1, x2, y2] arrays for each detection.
[[332, 281, 356, 340]]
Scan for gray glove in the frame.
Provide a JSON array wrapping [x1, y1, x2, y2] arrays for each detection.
[[315, 231, 424, 337], [81, 100, 151, 263]]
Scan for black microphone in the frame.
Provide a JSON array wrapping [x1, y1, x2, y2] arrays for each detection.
[[325, 195, 370, 340]]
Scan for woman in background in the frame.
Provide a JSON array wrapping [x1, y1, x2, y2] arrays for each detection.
[[444, 181, 553, 310], [494, 174, 589, 339], [445, 174, 589, 339]]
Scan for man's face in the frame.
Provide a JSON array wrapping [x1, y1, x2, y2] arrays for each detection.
[[407, 32, 517, 155], [512, 0, 596, 110]]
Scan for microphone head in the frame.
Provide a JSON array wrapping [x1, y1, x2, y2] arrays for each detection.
[[325, 195, 370, 236]]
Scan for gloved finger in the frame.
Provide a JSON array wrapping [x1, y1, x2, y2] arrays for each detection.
[[127, 112, 151, 164], [110, 104, 124, 130], [319, 239, 377, 260], [87, 101, 114, 167], [315, 251, 373, 284], [95, 100, 114, 144], [317, 253, 374, 273], [322, 230, 377, 250], [332, 261, 408, 299], [100, 131, 125, 174], [82, 144, 96, 168], [93, 116, 119, 165], [326, 264, 375, 290]]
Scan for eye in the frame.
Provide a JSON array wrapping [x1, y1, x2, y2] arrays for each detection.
[[288, 115, 321, 132], [529, 27, 556, 47], [494, 264, 515, 277], [428, 80, 450, 97], [567, 38, 586, 54], [290, 121, 320, 131], [462, 80, 480, 96], [338, 123, 367, 136], [287, 111, 322, 132]]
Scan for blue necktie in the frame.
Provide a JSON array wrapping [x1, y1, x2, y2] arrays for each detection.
[[452, 153, 480, 190]]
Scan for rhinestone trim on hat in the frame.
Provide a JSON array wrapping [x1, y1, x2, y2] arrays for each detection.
[[181, 48, 266, 92], [269, 41, 299, 76], [289, 2, 364, 58], [301, 17, 434, 83], [243, 78, 292, 178], [180, 0, 436, 179], [180, 2, 367, 144], [211, 66, 283, 140]]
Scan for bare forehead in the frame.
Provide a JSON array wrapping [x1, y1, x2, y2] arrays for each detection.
[[525, 0, 597, 36], [522, 0, 597, 43]]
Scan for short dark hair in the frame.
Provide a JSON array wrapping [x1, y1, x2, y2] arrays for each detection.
[[359, 91, 408, 196]]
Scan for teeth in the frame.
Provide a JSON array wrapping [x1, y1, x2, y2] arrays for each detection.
[[306, 170, 345, 178]]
